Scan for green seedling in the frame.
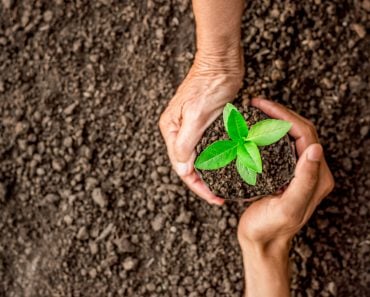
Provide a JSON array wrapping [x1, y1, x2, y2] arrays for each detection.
[[195, 103, 292, 186]]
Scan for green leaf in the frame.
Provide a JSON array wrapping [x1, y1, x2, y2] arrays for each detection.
[[246, 119, 292, 146], [195, 140, 238, 170], [223, 103, 238, 133], [237, 143, 262, 173], [244, 142, 262, 173], [227, 109, 248, 140], [236, 157, 257, 185]]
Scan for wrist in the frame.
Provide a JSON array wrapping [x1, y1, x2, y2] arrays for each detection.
[[241, 241, 291, 297], [193, 45, 244, 78], [240, 237, 290, 264]]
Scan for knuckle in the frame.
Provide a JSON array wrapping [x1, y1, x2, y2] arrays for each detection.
[[306, 120, 315, 129], [304, 123, 317, 137]]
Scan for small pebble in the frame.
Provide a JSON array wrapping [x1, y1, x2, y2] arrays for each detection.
[[360, 126, 369, 137], [146, 283, 156, 292], [63, 137, 73, 148], [271, 69, 283, 81], [362, 0, 370, 12], [327, 281, 337, 295], [2, 0, 13, 9], [321, 77, 334, 89], [86, 177, 99, 191], [151, 214, 165, 231], [89, 242, 98, 255], [52, 159, 65, 172], [45, 193, 60, 203], [36, 168, 46, 176], [182, 229, 196, 244], [218, 218, 227, 231], [92, 187, 108, 208], [351, 23, 366, 38], [342, 157, 352, 172], [77, 226, 89, 240], [63, 215, 73, 225], [122, 257, 138, 271], [64, 102, 78, 115], [89, 268, 97, 279], [43, 10, 53, 23], [0, 183, 6, 203]]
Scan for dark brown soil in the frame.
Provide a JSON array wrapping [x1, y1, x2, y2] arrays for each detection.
[[196, 102, 296, 199], [0, 1, 369, 297]]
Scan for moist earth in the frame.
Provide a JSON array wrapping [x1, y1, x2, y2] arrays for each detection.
[[196, 102, 296, 199], [0, 1, 369, 297]]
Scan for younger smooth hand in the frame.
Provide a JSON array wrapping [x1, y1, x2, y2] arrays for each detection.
[[237, 98, 334, 297]]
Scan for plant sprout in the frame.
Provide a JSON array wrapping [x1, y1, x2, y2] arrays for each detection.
[[194, 103, 292, 186]]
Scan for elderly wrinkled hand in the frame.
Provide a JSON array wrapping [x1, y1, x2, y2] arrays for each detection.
[[159, 50, 244, 205]]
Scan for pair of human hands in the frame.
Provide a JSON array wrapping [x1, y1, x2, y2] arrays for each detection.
[[159, 53, 334, 251]]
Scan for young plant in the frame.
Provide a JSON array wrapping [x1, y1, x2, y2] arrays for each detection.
[[194, 103, 292, 186]]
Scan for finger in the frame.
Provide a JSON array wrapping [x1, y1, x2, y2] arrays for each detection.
[[251, 98, 319, 155], [174, 100, 221, 173], [174, 110, 206, 171], [159, 108, 191, 176], [302, 161, 334, 224], [181, 171, 225, 205], [251, 98, 313, 126], [159, 110, 224, 205], [311, 160, 335, 206], [281, 143, 322, 212]]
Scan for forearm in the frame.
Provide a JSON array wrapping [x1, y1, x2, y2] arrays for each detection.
[[241, 242, 291, 297], [192, 0, 244, 55]]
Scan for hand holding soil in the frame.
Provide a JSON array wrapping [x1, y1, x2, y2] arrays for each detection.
[[159, 51, 244, 205], [159, 0, 245, 205], [237, 99, 334, 297]]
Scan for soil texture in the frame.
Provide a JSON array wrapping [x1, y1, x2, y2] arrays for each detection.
[[196, 102, 296, 199], [0, 1, 369, 297]]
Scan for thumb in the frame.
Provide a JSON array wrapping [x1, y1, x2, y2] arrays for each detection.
[[173, 112, 206, 176], [283, 143, 322, 207]]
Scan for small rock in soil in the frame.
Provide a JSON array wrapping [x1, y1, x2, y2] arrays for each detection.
[[2, 0, 13, 9], [43, 10, 54, 22], [89, 242, 98, 255], [52, 159, 65, 172], [92, 187, 108, 208], [360, 126, 369, 137], [77, 226, 89, 240], [0, 183, 6, 203], [351, 23, 366, 38], [89, 268, 97, 279], [182, 229, 196, 244], [151, 214, 165, 231], [122, 257, 138, 271]]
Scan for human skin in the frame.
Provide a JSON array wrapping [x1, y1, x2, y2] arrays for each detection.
[[159, 0, 245, 205], [159, 2, 335, 296], [238, 99, 335, 297]]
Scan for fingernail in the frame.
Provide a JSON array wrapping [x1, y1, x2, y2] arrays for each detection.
[[307, 144, 322, 162], [175, 162, 188, 176]]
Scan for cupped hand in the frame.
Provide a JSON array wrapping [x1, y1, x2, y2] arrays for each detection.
[[237, 98, 334, 251], [159, 49, 244, 205]]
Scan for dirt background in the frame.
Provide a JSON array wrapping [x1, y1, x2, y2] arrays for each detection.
[[0, 1, 369, 296], [196, 104, 296, 199]]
